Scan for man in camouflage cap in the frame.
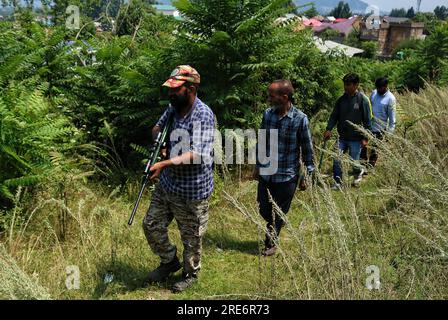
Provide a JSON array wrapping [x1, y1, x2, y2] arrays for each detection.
[[142, 65, 215, 293]]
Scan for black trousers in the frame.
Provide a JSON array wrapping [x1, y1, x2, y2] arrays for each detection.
[[257, 176, 298, 248], [360, 131, 384, 168]]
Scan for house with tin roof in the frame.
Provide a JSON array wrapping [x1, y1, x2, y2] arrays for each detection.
[[312, 16, 362, 40]]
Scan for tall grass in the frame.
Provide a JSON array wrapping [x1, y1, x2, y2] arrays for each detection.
[[0, 243, 50, 299], [222, 84, 448, 299], [0, 85, 447, 300]]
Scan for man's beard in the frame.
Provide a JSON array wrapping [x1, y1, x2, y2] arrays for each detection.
[[170, 91, 189, 111]]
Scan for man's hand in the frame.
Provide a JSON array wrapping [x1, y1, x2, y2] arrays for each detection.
[[361, 139, 368, 147], [149, 161, 168, 180], [324, 130, 332, 140], [160, 148, 168, 160]]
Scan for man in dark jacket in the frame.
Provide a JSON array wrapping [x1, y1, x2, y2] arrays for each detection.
[[323, 73, 372, 189]]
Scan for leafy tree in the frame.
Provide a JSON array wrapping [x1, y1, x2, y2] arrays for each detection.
[[51, 0, 76, 26], [1, 0, 20, 9], [112, 0, 155, 35], [51, 0, 132, 23], [302, 4, 319, 18], [395, 56, 426, 91], [414, 12, 440, 35], [434, 5, 448, 20], [0, 84, 81, 205], [329, 1, 352, 19], [320, 28, 341, 41], [50, 0, 152, 27], [0, 21, 95, 205], [285, 1, 298, 14], [0, 21, 79, 97], [406, 7, 415, 19], [169, 0, 339, 126], [392, 38, 422, 58], [344, 29, 361, 48], [360, 41, 378, 59], [395, 22, 448, 90], [390, 8, 407, 18], [420, 23, 448, 82]]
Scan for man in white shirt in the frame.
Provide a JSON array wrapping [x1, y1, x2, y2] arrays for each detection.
[[361, 77, 397, 169]]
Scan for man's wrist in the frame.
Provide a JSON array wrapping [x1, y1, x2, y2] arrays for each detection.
[[160, 159, 171, 168]]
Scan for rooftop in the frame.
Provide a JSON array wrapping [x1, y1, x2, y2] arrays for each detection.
[[383, 17, 410, 24], [314, 37, 364, 57], [313, 16, 360, 35]]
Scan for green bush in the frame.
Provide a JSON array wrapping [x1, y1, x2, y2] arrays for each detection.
[[168, 0, 340, 127], [0, 86, 79, 204], [360, 41, 378, 59]]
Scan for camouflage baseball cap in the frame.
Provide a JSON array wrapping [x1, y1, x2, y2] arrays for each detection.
[[162, 65, 200, 88]]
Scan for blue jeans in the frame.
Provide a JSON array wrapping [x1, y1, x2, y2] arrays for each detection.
[[333, 139, 363, 183]]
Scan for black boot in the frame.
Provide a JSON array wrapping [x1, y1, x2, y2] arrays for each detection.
[[171, 272, 198, 293], [147, 256, 182, 283]]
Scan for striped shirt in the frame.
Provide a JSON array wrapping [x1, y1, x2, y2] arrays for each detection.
[[156, 97, 215, 200], [256, 105, 315, 183]]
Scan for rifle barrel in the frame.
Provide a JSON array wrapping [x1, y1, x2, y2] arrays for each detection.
[[127, 112, 173, 226]]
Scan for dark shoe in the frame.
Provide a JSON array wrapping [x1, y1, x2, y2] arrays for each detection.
[[331, 182, 343, 190], [171, 273, 198, 293], [147, 257, 182, 283], [262, 246, 277, 257]]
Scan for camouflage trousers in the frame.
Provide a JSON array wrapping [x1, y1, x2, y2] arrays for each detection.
[[142, 183, 209, 276]]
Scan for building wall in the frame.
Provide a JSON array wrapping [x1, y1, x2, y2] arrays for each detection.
[[380, 23, 424, 57], [360, 26, 379, 41], [361, 20, 425, 58], [377, 27, 389, 57]]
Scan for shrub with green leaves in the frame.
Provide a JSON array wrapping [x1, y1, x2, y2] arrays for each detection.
[[167, 0, 339, 127], [395, 22, 448, 91], [0, 86, 79, 205]]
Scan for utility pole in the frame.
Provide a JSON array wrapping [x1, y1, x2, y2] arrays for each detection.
[[417, 0, 422, 13]]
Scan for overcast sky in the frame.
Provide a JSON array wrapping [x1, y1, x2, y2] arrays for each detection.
[[364, 0, 447, 12]]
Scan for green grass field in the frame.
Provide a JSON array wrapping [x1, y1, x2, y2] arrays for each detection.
[[1, 86, 447, 300]]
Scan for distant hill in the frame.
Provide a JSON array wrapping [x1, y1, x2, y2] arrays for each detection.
[[18, 0, 43, 8], [295, 0, 369, 14], [156, 0, 370, 14], [14, 0, 371, 15]]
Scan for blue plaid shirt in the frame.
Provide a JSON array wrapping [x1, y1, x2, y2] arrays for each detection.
[[156, 97, 215, 200], [256, 105, 315, 183]]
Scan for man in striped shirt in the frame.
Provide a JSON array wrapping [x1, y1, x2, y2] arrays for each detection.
[[255, 80, 315, 256], [142, 65, 215, 293]]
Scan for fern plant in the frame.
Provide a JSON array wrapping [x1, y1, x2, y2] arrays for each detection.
[[0, 86, 79, 204]]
